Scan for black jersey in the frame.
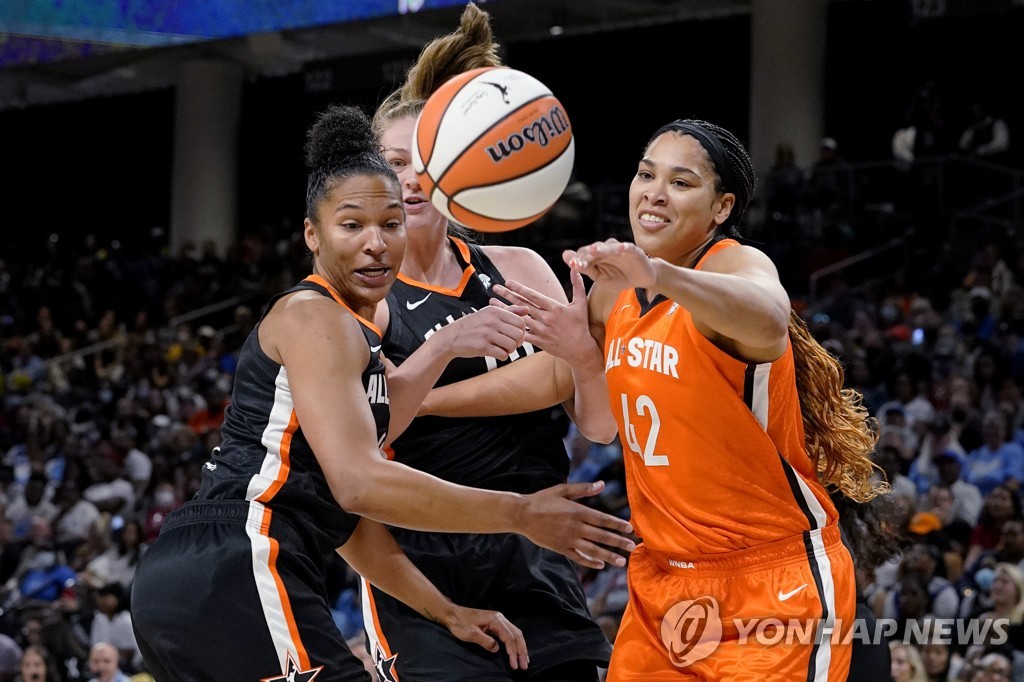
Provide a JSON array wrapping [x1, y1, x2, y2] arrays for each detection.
[[197, 275, 389, 558], [383, 237, 568, 493]]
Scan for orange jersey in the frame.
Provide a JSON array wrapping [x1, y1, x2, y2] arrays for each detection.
[[603, 239, 838, 557]]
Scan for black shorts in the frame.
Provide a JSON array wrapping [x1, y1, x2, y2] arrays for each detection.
[[361, 530, 611, 681], [130, 501, 369, 682]]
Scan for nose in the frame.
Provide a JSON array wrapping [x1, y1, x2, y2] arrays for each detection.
[[643, 182, 668, 205], [400, 165, 420, 191], [363, 226, 388, 255]]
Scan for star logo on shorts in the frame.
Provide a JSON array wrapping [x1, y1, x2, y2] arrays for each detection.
[[374, 644, 399, 682], [260, 651, 323, 682]]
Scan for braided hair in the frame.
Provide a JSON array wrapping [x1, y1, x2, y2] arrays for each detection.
[[645, 119, 755, 236], [304, 104, 398, 221], [651, 119, 886, 503]]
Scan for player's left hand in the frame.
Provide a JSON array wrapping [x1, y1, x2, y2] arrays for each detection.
[[491, 268, 595, 361], [443, 605, 529, 670]]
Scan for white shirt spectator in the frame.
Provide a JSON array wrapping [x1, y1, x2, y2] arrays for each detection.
[[83, 479, 135, 516], [54, 498, 102, 546]]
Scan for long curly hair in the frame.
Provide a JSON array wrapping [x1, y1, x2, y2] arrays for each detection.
[[790, 310, 887, 501]]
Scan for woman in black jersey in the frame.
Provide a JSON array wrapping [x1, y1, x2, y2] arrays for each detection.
[[129, 104, 633, 682], [363, 5, 620, 681]]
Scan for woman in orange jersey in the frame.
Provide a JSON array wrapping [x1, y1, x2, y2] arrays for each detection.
[[423, 119, 888, 680]]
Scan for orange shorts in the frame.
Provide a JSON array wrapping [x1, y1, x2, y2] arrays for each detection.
[[607, 525, 856, 681]]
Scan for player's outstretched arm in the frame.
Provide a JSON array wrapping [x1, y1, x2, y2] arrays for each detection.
[[382, 302, 529, 444], [273, 296, 634, 569], [338, 518, 529, 670]]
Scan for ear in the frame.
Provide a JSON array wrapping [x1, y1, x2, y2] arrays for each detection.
[[712, 192, 736, 227], [304, 218, 319, 255]]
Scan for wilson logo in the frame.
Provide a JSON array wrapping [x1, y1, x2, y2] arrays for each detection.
[[485, 105, 570, 162]]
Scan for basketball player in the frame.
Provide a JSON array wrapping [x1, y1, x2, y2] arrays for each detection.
[[360, 4, 619, 680], [128, 104, 634, 682], [422, 120, 890, 680]]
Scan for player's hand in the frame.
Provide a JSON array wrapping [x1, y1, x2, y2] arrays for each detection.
[[442, 605, 529, 670], [443, 304, 529, 361], [563, 239, 657, 291], [489, 268, 596, 362], [521, 481, 635, 570]]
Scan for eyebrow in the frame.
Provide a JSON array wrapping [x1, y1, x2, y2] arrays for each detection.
[[639, 158, 697, 176]]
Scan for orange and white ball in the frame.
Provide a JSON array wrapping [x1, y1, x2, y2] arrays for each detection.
[[412, 66, 575, 233]]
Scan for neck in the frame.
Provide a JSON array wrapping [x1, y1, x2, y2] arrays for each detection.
[[672, 233, 718, 271], [401, 230, 461, 286]]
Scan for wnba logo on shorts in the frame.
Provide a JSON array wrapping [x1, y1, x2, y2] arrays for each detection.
[[660, 596, 723, 667]]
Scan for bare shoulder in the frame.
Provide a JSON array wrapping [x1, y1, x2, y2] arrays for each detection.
[[701, 242, 781, 278], [261, 291, 366, 365], [480, 244, 565, 299], [481, 244, 552, 278]]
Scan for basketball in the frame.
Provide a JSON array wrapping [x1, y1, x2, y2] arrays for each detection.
[[412, 66, 575, 233]]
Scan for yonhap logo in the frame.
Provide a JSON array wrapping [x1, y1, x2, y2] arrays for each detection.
[[661, 596, 723, 667]]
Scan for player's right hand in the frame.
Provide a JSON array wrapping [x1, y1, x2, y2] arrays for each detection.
[[443, 304, 529, 361], [521, 481, 635, 569]]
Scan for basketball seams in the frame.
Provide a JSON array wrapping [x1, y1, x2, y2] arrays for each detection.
[[413, 66, 575, 232]]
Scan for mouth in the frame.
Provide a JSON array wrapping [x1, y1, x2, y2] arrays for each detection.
[[637, 211, 670, 230], [355, 265, 391, 284]]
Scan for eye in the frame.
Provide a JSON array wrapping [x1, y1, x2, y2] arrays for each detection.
[[636, 169, 653, 181], [389, 158, 407, 170], [385, 219, 404, 229], [340, 221, 361, 231]]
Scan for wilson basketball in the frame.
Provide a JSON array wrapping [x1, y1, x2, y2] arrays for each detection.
[[412, 66, 575, 233]]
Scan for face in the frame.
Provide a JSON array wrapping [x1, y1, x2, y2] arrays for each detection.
[[628, 131, 734, 266], [89, 644, 119, 681], [890, 645, 912, 682], [380, 115, 448, 236], [986, 487, 1014, 518], [989, 568, 1020, 605], [920, 643, 949, 673], [1002, 520, 1024, 553], [21, 648, 47, 682], [304, 174, 406, 318]]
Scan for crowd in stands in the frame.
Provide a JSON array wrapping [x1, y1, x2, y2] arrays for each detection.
[[1, 142, 1023, 681]]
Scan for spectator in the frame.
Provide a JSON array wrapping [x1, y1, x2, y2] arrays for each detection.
[[909, 417, 968, 496], [959, 100, 1011, 162], [80, 520, 146, 592], [81, 452, 133, 518], [918, 638, 964, 682], [760, 141, 806, 236], [804, 136, 856, 233], [87, 584, 141, 675], [890, 641, 928, 682], [964, 411, 1024, 496], [6, 475, 57, 542], [140, 481, 180, 544], [16, 645, 60, 682], [881, 543, 960, 621], [4, 517, 75, 605], [965, 485, 1024, 571], [50, 481, 100, 556], [931, 451, 983, 527], [84, 643, 129, 682]]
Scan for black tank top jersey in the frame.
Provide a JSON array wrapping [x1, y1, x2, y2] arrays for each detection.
[[197, 275, 389, 558], [383, 237, 568, 493]]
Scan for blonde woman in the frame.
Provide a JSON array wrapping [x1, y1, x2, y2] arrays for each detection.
[[890, 642, 929, 682]]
